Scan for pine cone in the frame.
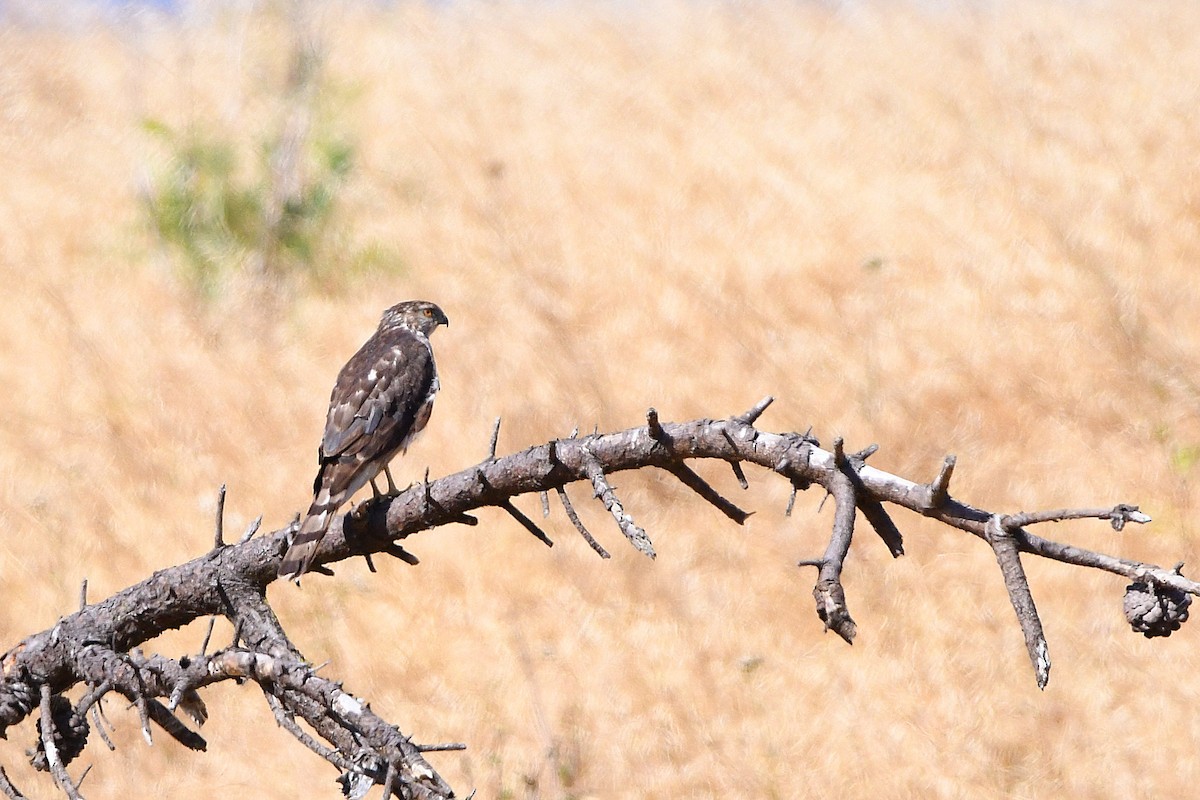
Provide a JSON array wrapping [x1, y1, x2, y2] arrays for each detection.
[[1124, 580, 1191, 638], [28, 693, 89, 771]]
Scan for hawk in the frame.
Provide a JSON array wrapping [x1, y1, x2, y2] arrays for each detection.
[[279, 300, 450, 580]]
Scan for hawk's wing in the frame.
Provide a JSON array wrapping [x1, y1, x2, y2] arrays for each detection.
[[317, 327, 436, 491]]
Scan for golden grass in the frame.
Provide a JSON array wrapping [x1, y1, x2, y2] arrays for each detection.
[[1, 1, 1200, 796]]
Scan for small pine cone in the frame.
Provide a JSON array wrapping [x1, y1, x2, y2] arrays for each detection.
[[28, 693, 89, 771], [0, 680, 36, 721], [1124, 580, 1192, 638]]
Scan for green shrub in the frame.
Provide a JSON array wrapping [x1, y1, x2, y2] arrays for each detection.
[[142, 115, 357, 296]]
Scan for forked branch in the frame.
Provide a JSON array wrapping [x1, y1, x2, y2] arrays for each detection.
[[1, 397, 1193, 797]]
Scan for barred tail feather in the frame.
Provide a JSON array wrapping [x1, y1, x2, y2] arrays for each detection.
[[279, 503, 335, 580]]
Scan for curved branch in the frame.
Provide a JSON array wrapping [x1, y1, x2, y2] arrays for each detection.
[[0, 399, 1191, 797]]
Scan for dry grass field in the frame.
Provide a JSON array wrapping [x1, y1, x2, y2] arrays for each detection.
[[2, 1, 1200, 797]]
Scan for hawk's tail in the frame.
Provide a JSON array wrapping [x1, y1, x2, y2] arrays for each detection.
[[278, 499, 336, 580]]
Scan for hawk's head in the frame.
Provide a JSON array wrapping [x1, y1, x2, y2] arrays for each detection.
[[379, 300, 449, 338]]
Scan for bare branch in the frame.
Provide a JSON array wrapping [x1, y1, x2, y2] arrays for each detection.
[[785, 484, 798, 517], [488, 416, 502, 460], [213, 484, 227, 550], [262, 689, 357, 774], [809, 460, 858, 644], [198, 618, 216, 657], [855, 496, 904, 557], [925, 455, 956, 509], [238, 515, 264, 544], [730, 460, 749, 489], [134, 696, 153, 746], [39, 685, 83, 800], [498, 499, 554, 548], [89, 708, 115, 752], [384, 544, 421, 566], [0, 766, 27, 800], [1003, 504, 1152, 531], [580, 446, 655, 558], [646, 407, 666, 441], [840, 444, 903, 557], [416, 742, 468, 753], [73, 681, 111, 721], [0, 401, 1195, 796], [735, 395, 774, 424], [985, 516, 1051, 689], [556, 486, 610, 559], [663, 463, 751, 524]]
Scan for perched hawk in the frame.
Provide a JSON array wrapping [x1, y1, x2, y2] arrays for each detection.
[[279, 300, 449, 580]]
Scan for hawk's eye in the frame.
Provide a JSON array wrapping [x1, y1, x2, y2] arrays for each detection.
[[422, 309, 433, 317]]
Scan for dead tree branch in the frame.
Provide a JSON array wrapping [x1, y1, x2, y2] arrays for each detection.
[[1, 398, 1193, 796]]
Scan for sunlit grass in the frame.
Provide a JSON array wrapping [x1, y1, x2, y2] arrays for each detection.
[[0, 2, 1198, 797]]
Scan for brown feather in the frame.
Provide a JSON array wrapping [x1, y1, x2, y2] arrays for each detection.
[[280, 301, 446, 580]]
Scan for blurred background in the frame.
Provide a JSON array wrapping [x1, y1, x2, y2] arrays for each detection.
[[1, 0, 1198, 797]]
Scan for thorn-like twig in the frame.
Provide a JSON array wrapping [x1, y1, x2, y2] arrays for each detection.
[[581, 446, 656, 558], [213, 483, 227, 549], [838, 442, 904, 557], [730, 461, 749, 490], [415, 742, 469, 753], [664, 464, 751, 524], [785, 484, 798, 517], [556, 486, 610, 558], [238, 515, 263, 544], [856, 496, 905, 558], [488, 416, 502, 460], [90, 707, 115, 752], [719, 428, 748, 491], [985, 515, 1051, 689], [735, 395, 774, 425], [927, 455, 956, 509], [539, 491, 550, 518], [199, 617, 216, 657], [74, 681, 112, 721], [0, 766, 26, 800], [262, 690, 358, 773], [852, 443, 879, 461], [499, 499, 554, 548], [480, 471, 553, 547], [646, 407, 667, 442], [832, 436, 847, 467], [78, 580, 87, 612], [135, 696, 153, 746], [384, 544, 421, 565], [39, 684, 83, 800]]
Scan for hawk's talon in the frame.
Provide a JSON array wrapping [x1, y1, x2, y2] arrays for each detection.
[[383, 465, 400, 497]]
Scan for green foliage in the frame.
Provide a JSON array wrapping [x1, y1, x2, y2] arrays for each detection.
[[141, 112, 372, 296]]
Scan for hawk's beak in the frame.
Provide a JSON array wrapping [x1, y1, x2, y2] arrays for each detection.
[[440, 313, 450, 327]]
